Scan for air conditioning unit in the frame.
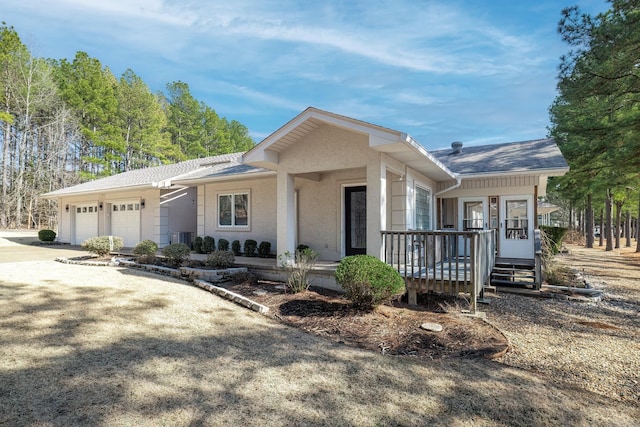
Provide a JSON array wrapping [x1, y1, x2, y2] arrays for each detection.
[[171, 231, 194, 248]]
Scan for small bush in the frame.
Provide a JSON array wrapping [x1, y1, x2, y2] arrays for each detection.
[[193, 236, 204, 254], [540, 226, 568, 255], [258, 241, 271, 258], [229, 270, 257, 285], [81, 236, 124, 257], [296, 244, 309, 252], [279, 248, 319, 293], [203, 236, 215, 253], [161, 243, 191, 267], [244, 239, 257, 257], [335, 255, 405, 310], [206, 250, 235, 268], [218, 238, 230, 251], [132, 240, 158, 257], [38, 229, 56, 242], [231, 240, 242, 256]]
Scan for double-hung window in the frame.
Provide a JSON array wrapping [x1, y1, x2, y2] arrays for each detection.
[[218, 192, 249, 228], [415, 186, 432, 230]]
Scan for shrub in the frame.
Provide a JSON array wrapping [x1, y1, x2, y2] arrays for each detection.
[[279, 248, 318, 293], [193, 236, 204, 254], [258, 241, 271, 258], [218, 238, 230, 251], [296, 244, 309, 252], [81, 236, 124, 257], [206, 250, 235, 268], [132, 240, 158, 257], [231, 240, 242, 256], [229, 270, 257, 285], [203, 236, 215, 253], [38, 229, 56, 242], [244, 239, 257, 257], [335, 255, 405, 310], [540, 226, 568, 255], [161, 243, 191, 267]]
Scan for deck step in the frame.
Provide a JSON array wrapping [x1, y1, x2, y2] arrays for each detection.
[[492, 279, 536, 287]]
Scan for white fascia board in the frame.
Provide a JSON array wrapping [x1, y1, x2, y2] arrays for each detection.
[[400, 133, 457, 180], [41, 183, 152, 199], [172, 170, 277, 186]]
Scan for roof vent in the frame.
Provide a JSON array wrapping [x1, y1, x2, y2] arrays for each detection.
[[451, 141, 463, 154]]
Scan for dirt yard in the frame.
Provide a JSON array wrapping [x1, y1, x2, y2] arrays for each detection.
[[1, 231, 639, 426]]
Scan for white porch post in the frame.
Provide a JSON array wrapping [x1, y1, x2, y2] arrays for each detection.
[[277, 171, 296, 257], [366, 152, 386, 259]]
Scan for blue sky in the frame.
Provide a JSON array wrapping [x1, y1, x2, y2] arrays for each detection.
[[6, 0, 608, 150]]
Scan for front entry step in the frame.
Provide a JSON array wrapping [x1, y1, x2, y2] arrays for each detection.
[[491, 258, 538, 288]]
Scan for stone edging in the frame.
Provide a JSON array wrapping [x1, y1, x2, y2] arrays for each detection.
[[54, 256, 268, 314]]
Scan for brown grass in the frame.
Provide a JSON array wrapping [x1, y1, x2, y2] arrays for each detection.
[[1, 258, 639, 426]]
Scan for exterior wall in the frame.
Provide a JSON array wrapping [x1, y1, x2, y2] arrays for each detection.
[[165, 187, 197, 243], [441, 175, 539, 198], [406, 167, 437, 230], [296, 169, 365, 261], [201, 177, 277, 250]]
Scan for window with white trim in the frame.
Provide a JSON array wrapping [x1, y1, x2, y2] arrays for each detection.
[[218, 192, 249, 227], [415, 186, 432, 230]]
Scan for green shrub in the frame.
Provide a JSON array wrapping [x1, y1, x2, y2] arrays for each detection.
[[296, 244, 309, 252], [258, 241, 271, 258], [540, 226, 568, 255], [244, 239, 257, 257], [203, 236, 215, 253], [38, 229, 56, 242], [231, 240, 242, 256], [279, 248, 318, 293], [206, 250, 235, 268], [132, 240, 158, 257], [161, 243, 191, 267], [218, 238, 230, 251], [81, 236, 124, 257], [193, 236, 204, 254], [335, 255, 405, 310]]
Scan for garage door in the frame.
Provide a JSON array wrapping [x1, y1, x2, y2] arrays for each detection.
[[111, 201, 141, 247], [75, 204, 98, 245]]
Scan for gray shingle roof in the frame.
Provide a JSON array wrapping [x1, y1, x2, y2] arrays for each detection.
[[430, 138, 569, 175], [43, 152, 267, 197]]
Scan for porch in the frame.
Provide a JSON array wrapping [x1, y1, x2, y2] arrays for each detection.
[[381, 230, 496, 313]]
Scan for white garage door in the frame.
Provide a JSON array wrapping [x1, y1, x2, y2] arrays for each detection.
[[75, 204, 98, 245], [111, 201, 141, 247]]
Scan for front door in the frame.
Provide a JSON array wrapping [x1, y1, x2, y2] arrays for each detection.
[[345, 186, 366, 256], [500, 195, 534, 259]]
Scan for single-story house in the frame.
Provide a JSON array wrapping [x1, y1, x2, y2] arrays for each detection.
[[43, 107, 568, 276]]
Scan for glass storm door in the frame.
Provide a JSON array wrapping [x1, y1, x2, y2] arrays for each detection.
[[345, 186, 366, 256], [500, 195, 534, 259]]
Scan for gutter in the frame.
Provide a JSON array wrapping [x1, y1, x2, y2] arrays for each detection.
[[435, 174, 462, 196]]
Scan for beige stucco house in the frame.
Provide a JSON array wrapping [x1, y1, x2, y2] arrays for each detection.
[[43, 107, 569, 266]]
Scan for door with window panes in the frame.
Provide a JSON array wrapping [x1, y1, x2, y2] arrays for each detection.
[[499, 195, 534, 259]]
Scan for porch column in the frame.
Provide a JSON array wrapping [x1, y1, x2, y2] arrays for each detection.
[[366, 152, 386, 259], [277, 171, 296, 257]]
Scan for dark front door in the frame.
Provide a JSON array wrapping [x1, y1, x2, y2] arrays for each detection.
[[345, 186, 366, 256]]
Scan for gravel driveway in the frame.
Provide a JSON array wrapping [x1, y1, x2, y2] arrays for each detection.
[[1, 231, 638, 426]]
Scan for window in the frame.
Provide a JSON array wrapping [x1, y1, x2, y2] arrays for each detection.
[[463, 201, 484, 230], [218, 192, 249, 228], [505, 199, 528, 239], [415, 186, 431, 230]]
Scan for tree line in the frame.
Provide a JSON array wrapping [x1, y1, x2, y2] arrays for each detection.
[[0, 23, 255, 229], [549, 0, 640, 252]]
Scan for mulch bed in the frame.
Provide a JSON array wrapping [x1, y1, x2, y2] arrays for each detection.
[[218, 278, 509, 360]]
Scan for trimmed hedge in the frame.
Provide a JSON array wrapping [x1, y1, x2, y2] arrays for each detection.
[[38, 229, 56, 242], [206, 250, 235, 268], [540, 226, 568, 254], [161, 243, 191, 267], [81, 236, 124, 257], [231, 240, 241, 256], [193, 236, 204, 254], [203, 236, 215, 253], [258, 241, 271, 258], [132, 240, 158, 257], [244, 239, 257, 257], [218, 238, 230, 251], [335, 255, 405, 310]]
